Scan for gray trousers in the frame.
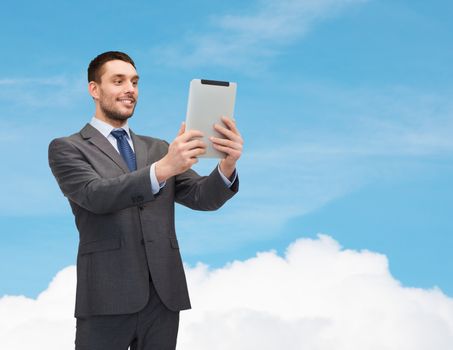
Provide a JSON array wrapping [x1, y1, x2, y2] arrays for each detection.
[[75, 278, 180, 350]]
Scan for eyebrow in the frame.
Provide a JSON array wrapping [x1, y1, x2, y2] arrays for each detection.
[[111, 74, 140, 80]]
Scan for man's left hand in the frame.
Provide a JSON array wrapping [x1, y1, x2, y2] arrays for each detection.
[[210, 116, 243, 179]]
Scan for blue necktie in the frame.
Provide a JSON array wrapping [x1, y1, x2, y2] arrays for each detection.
[[111, 129, 137, 171]]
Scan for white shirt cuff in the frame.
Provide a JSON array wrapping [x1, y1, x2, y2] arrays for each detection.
[[217, 164, 237, 188], [150, 162, 166, 194]]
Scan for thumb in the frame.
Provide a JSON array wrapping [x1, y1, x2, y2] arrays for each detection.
[[177, 121, 186, 137]]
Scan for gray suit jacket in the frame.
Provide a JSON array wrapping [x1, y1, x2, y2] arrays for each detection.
[[48, 123, 238, 317]]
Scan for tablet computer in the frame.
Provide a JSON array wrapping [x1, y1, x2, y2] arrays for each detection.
[[185, 79, 237, 158]]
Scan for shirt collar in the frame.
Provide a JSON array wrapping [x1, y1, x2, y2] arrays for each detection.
[[90, 116, 132, 140]]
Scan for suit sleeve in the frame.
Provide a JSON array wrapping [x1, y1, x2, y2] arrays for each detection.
[[174, 166, 239, 211], [48, 137, 155, 214]]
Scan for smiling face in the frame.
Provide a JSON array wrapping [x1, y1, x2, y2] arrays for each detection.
[[89, 59, 139, 126]]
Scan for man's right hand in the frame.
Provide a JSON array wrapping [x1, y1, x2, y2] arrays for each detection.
[[155, 122, 206, 182]]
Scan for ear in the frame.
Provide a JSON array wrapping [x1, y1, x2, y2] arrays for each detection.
[[88, 81, 99, 100]]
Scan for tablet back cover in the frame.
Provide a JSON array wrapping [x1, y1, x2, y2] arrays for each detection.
[[186, 79, 237, 158]]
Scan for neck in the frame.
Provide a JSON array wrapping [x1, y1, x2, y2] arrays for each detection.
[[94, 112, 127, 129]]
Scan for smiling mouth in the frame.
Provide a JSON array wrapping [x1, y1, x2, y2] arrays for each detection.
[[117, 97, 136, 105]]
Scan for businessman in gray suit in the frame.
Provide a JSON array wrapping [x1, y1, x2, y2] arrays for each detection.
[[48, 51, 242, 350]]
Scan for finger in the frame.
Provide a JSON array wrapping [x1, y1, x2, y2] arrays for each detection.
[[221, 116, 240, 134], [212, 143, 241, 158], [180, 129, 204, 142], [210, 137, 242, 150], [186, 147, 207, 158], [214, 124, 243, 142], [186, 139, 207, 150], [177, 122, 186, 137], [182, 156, 199, 170]]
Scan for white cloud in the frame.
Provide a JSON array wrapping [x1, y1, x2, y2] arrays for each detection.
[[180, 235, 453, 349], [153, 0, 368, 70], [0, 266, 76, 349], [1, 235, 452, 349]]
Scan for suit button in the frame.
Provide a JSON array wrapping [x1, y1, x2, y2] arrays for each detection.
[[131, 195, 144, 203], [139, 206, 144, 210], [140, 239, 144, 245]]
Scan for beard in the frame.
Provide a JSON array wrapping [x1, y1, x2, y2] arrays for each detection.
[[99, 97, 137, 122]]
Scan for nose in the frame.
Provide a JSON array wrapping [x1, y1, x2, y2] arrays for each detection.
[[124, 80, 137, 94]]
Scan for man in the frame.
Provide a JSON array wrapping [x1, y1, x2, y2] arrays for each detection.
[[48, 51, 242, 350]]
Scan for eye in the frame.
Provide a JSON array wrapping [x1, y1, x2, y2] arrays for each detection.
[[132, 81, 138, 87], [114, 80, 122, 85]]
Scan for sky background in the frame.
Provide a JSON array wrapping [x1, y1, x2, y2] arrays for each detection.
[[1, 0, 452, 317]]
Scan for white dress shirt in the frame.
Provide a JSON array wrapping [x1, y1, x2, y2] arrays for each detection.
[[89, 117, 235, 195]]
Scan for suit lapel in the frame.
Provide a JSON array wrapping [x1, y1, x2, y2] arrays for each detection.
[[80, 123, 130, 173], [130, 130, 148, 169]]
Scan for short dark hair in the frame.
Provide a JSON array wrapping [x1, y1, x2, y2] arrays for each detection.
[[87, 51, 136, 83]]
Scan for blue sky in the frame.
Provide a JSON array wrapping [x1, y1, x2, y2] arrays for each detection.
[[1, 0, 452, 299]]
